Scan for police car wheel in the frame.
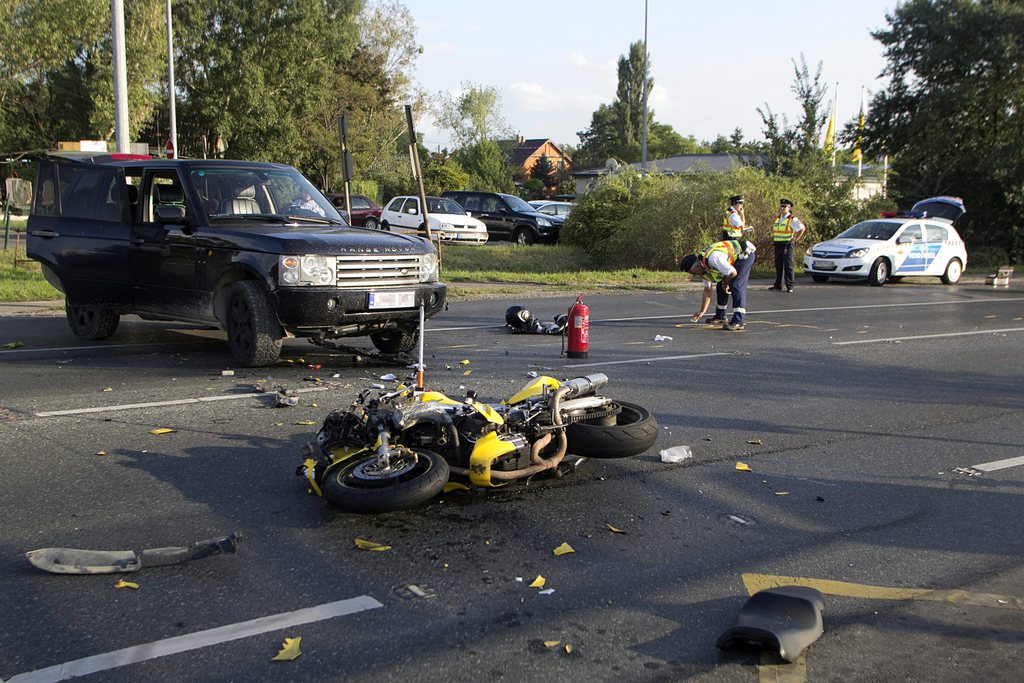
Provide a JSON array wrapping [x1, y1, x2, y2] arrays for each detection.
[[941, 258, 963, 285], [868, 258, 889, 287]]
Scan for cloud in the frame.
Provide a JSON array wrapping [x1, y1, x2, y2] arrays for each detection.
[[570, 52, 587, 67]]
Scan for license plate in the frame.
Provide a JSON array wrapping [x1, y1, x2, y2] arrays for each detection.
[[369, 291, 415, 309], [813, 260, 837, 271]]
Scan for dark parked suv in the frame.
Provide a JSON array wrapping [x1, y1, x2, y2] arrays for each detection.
[[27, 153, 445, 366], [441, 191, 560, 245]]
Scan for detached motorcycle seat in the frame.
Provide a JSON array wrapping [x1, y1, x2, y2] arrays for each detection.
[[716, 586, 825, 662]]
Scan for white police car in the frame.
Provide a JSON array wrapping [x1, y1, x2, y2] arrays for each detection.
[[803, 196, 968, 286]]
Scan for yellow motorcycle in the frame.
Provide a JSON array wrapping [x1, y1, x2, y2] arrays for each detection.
[[298, 373, 658, 513]]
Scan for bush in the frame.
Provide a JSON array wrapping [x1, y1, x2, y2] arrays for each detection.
[[562, 167, 898, 270]]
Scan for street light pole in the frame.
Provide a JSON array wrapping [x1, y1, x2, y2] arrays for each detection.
[[111, 0, 130, 153], [165, 0, 177, 158], [640, 0, 649, 171]]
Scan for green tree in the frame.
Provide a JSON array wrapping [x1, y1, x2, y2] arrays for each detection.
[[865, 0, 1024, 259], [436, 82, 513, 148], [530, 154, 556, 187], [457, 139, 514, 192], [756, 55, 830, 177], [423, 154, 469, 195]]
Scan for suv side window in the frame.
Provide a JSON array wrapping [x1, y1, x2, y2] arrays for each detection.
[[52, 163, 125, 222], [459, 193, 481, 212], [33, 161, 58, 216], [147, 173, 189, 222], [481, 195, 502, 213]]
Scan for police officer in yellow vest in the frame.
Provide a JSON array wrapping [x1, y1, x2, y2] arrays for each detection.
[[768, 198, 805, 293], [722, 194, 753, 240], [680, 238, 757, 331]]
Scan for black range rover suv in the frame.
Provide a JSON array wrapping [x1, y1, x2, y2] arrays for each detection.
[[27, 153, 445, 366]]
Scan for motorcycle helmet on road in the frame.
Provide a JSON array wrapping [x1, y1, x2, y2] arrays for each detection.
[[505, 305, 534, 332]]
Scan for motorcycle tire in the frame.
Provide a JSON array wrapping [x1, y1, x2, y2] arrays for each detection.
[[565, 401, 658, 459], [322, 448, 449, 513]]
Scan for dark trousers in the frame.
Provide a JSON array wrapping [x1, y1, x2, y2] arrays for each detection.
[[773, 241, 795, 290], [715, 251, 756, 325]]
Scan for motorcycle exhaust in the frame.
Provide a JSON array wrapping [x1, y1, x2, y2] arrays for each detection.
[[559, 373, 608, 398]]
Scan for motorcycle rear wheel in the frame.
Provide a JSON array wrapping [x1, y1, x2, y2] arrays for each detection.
[[565, 401, 658, 459], [322, 448, 449, 513]]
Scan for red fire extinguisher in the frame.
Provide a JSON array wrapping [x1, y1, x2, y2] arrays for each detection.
[[566, 294, 589, 359]]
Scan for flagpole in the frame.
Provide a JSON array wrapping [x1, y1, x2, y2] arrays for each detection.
[[831, 83, 839, 168], [857, 86, 865, 178]]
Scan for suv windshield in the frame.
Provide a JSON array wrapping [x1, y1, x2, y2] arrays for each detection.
[[190, 167, 344, 223], [500, 194, 536, 213], [426, 198, 465, 215], [835, 221, 900, 241]]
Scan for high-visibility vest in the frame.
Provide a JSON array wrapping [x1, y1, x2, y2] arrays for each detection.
[[722, 207, 744, 239], [700, 240, 741, 284], [772, 213, 797, 242]]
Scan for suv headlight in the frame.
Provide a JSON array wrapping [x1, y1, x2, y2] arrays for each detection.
[[846, 248, 870, 258], [279, 254, 336, 286], [536, 217, 552, 227], [419, 252, 438, 282]]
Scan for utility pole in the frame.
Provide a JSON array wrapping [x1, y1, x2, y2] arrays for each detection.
[[111, 0, 130, 152], [165, 0, 177, 158], [640, 0, 649, 171]]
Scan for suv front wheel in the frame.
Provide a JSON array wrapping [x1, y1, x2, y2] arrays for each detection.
[[225, 281, 283, 366], [66, 302, 120, 340], [513, 227, 536, 246], [370, 326, 418, 355]]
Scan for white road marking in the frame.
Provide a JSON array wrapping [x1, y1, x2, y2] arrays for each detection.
[[7, 595, 383, 683], [972, 455, 1024, 472], [33, 386, 331, 418], [566, 352, 729, 368], [832, 327, 1024, 346]]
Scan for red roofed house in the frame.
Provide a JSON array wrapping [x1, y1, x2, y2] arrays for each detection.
[[510, 136, 573, 180]]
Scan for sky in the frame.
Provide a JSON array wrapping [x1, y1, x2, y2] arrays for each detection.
[[406, 0, 901, 159]]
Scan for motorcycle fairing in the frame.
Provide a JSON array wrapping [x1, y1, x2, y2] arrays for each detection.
[[468, 432, 516, 487], [508, 376, 561, 405]]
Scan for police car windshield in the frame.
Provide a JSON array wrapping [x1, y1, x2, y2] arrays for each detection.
[[836, 221, 900, 241]]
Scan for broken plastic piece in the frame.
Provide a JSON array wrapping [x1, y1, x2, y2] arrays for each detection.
[[25, 532, 242, 574], [271, 637, 302, 661], [654, 335, 673, 341], [735, 462, 751, 472], [716, 586, 825, 662], [529, 575, 546, 589], [552, 542, 575, 556], [114, 579, 139, 589], [660, 446, 693, 463], [149, 428, 175, 435], [353, 538, 391, 551]]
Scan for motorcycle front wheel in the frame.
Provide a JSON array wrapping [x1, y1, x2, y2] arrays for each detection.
[[566, 401, 658, 459], [322, 448, 449, 513]]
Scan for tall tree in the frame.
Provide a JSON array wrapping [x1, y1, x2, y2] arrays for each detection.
[[436, 82, 513, 148], [530, 154, 556, 187], [756, 55, 830, 177], [865, 0, 1024, 258]]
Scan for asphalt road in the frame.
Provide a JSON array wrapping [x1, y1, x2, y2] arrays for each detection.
[[1, 277, 1023, 682]]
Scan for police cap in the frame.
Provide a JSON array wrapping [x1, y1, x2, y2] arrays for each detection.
[[729, 195, 744, 204]]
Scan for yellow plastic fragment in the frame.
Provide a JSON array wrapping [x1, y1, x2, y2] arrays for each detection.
[[149, 428, 175, 435], [553, 542, 575, 556], [3, 341, 25, 349], [96, 451, 107, 456], [607, 524, 626, 534], [443, 482, 470, 493], [354, 538, 391, 551], [529, 575, 546, 589], [293, 420, 316, 425], [747, 439, 763, 445], [460, 359, 470, 365], [774, 491, 790, 496], [544, 640, 561, 648], [271, 637, 302, 661], [311, 403, 318, 408], [102, 387, 113, 392], [735, 462, 751, 472], [114, 580, 139, 590], [565, 644, 573, 654], [463, 370, 472, 376]]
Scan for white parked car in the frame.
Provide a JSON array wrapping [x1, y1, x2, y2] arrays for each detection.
[[803, 196, 968, 286], [528, 200, 573, 218], [380, 196, 488, 245]]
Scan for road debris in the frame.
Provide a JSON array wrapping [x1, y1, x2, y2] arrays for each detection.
[[114, 579, 139, 590], [607, 524, 627, 534], [26, 532, 242, 574], [275, 387, 299, 407], [271, 637, 302, 662], [653, 335, 673, 341], [353, 538, 391, 551], [552, 542, 575, 556], [735, 462, 752, 472], [149, 428, 175, 435], [529, 575, 546, 589], [660, 445, 693, 463], [717, 586, 825, 662]]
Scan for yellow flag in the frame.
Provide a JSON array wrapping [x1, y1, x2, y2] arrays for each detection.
[[823, 109, 836, 154]]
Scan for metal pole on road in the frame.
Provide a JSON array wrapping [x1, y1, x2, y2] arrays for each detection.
[[166, 0, 178, 158], [111, 0, 130, 153]]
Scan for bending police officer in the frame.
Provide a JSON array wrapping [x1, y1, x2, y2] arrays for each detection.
[[680, 238, 757, 331]]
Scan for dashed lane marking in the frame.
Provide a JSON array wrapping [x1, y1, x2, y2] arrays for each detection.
[[7, 595, 383, 683], [972, 455, 1024, 472], [565, 352, 729, 368], [832, 327, 1024, 346], [33, 386, 331, 418]]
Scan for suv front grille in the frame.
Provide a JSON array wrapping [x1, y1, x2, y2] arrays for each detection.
[[334, 254, 421, 288]]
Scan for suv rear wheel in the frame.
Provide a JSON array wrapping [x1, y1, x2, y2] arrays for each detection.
[[225, 281, 283, 366], [513, 227, 536, 246], [66, 302, 120, 340], [370, 326, 418, 355]]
